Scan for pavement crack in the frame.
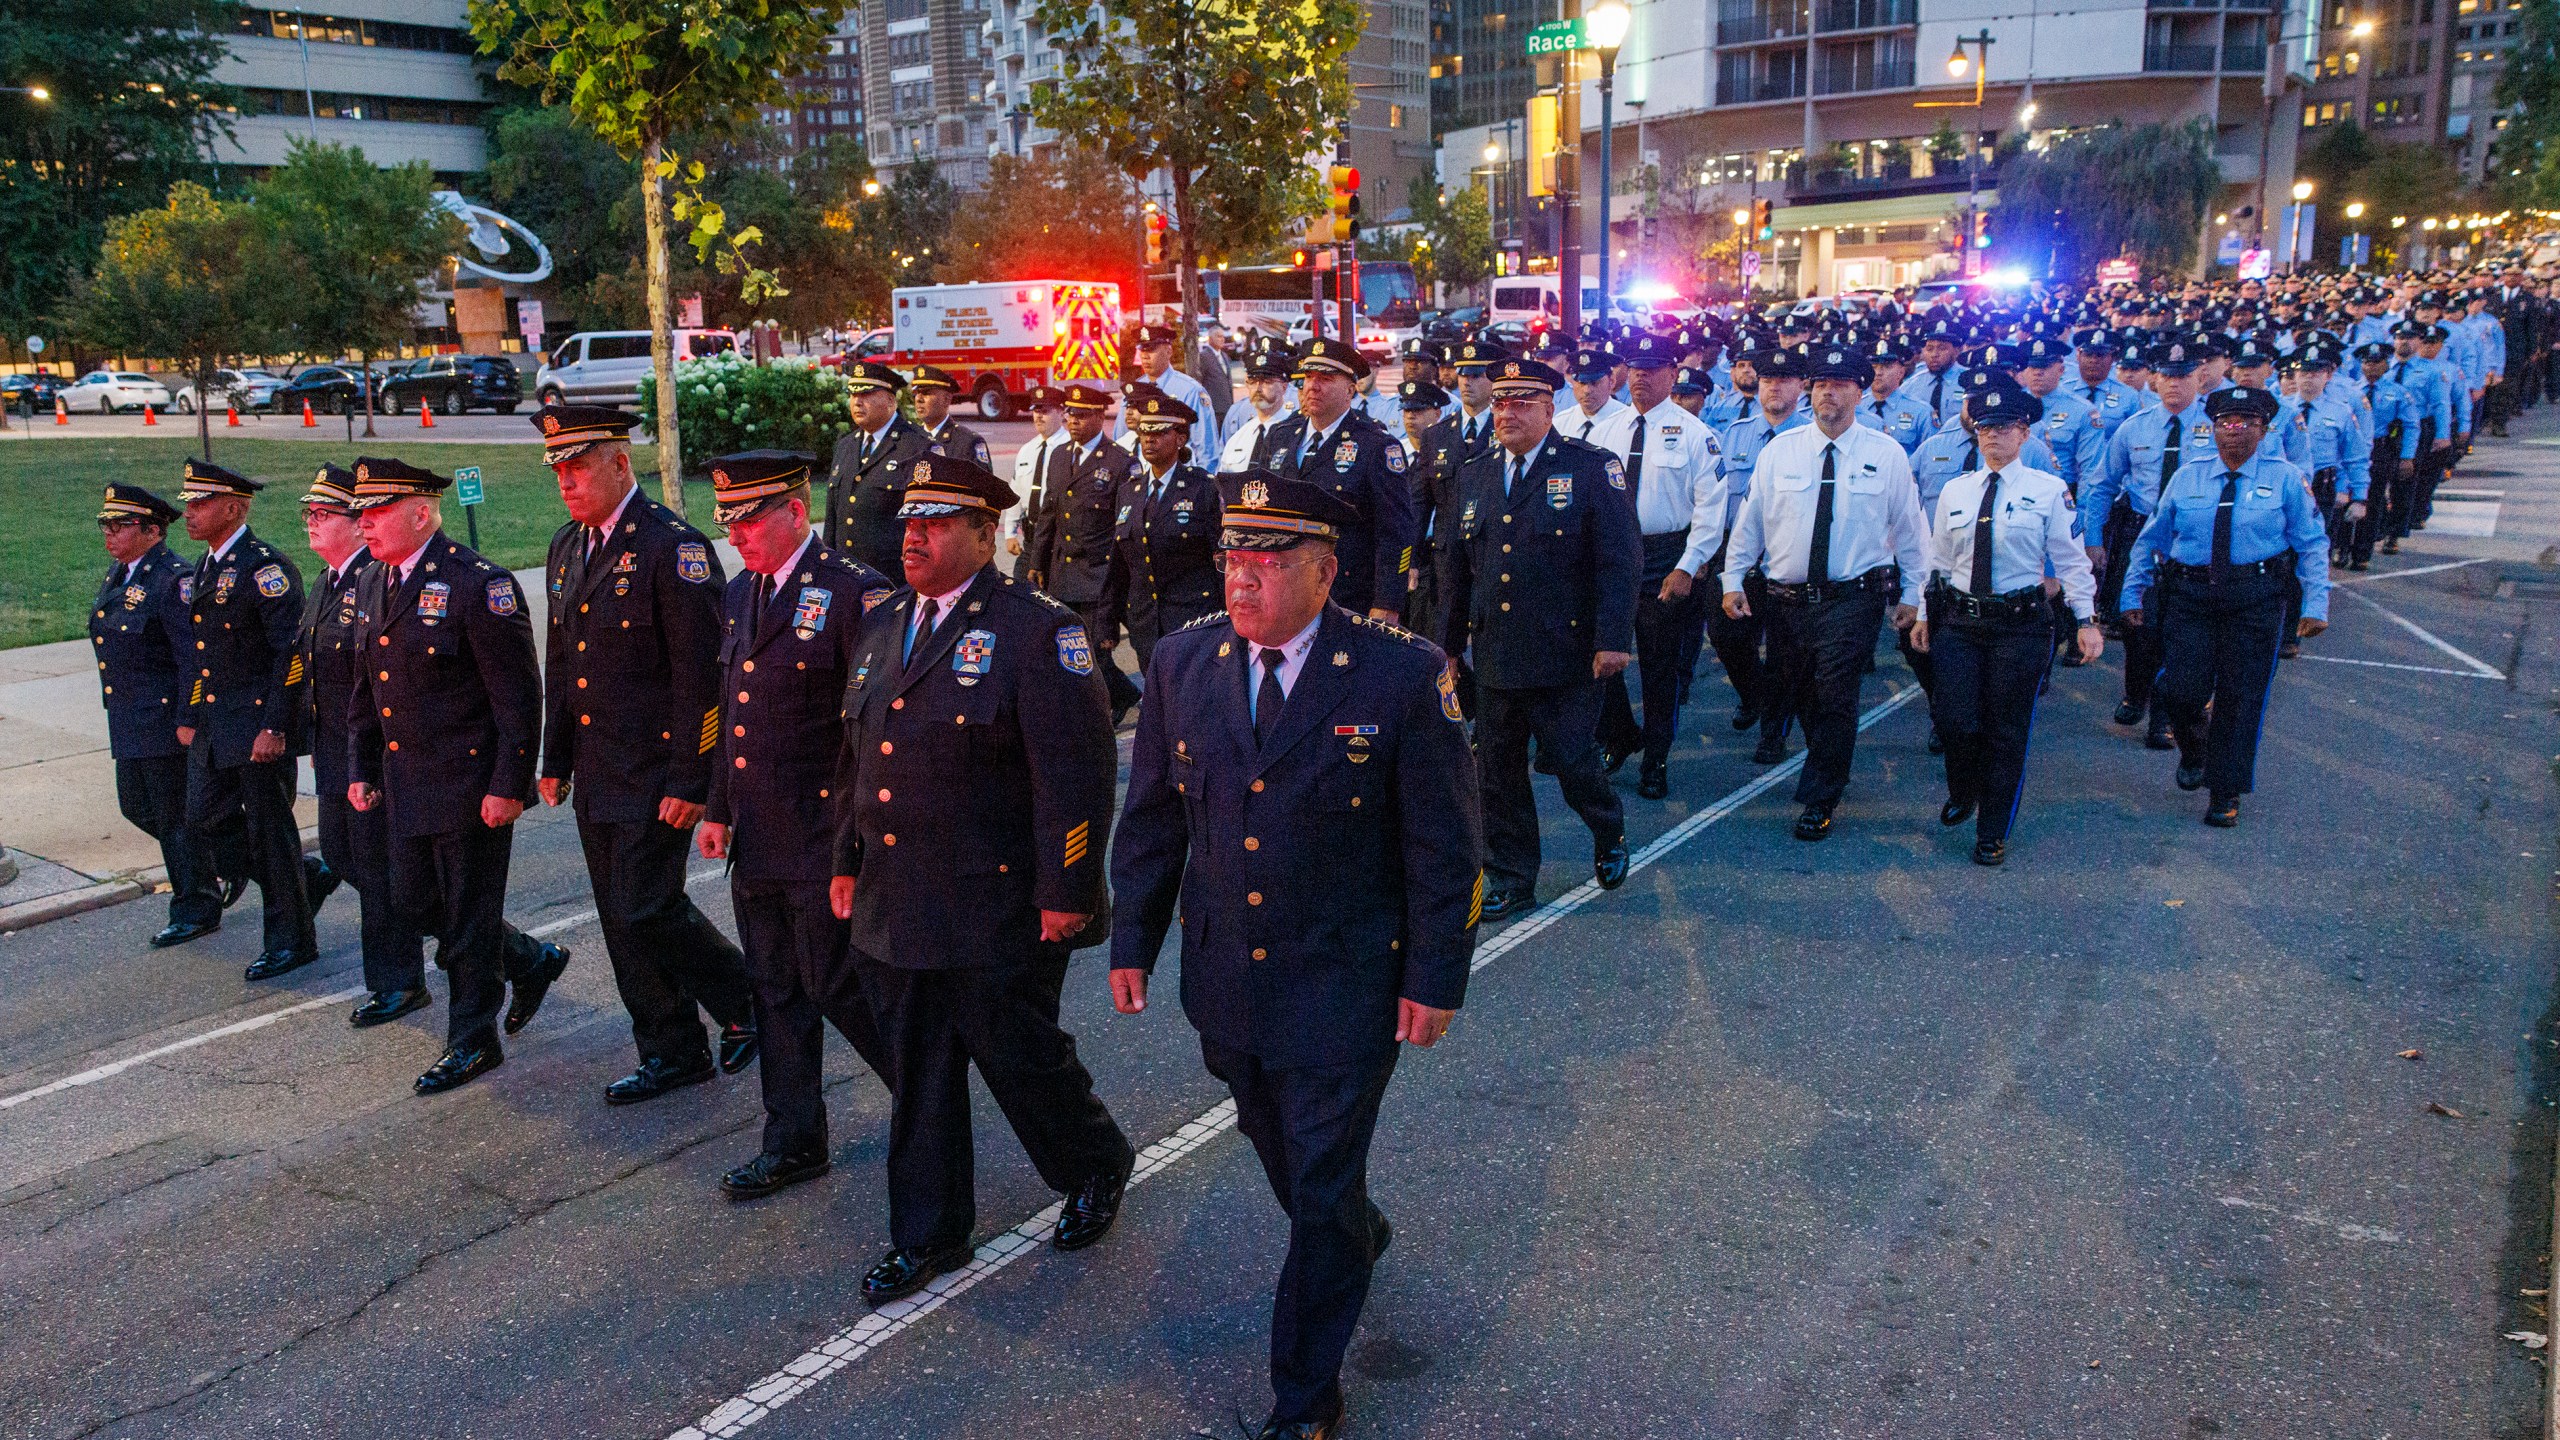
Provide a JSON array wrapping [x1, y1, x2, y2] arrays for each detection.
[[28, 1151, 250, 1238]]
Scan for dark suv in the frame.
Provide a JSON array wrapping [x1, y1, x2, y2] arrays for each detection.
[[378, 354, 522, 417]]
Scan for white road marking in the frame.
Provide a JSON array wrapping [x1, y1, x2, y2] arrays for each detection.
[[2337, 557, 2490, 585], [0, 867, 724, 1116], [2296, 654, 2503, 679], [2217, 1195, 2407, 1245], [2338, 587, 2505, 679], [667, 685, 1924, 1440]]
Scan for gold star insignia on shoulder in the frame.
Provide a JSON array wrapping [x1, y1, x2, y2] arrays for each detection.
[[1332, 651, 1349, 666]]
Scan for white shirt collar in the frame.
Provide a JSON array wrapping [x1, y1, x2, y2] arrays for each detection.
[[206, 524, 247, 564], [1250, 610, 1324, 702], [761, 531, 815, 582], [390, 537, 432, 583]]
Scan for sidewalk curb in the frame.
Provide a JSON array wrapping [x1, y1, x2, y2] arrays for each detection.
[[0, 826, 323, 936]]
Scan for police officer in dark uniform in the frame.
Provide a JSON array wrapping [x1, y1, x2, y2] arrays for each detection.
[[92, 483, 232, 948], [1110, 471, 1483, 1440], [534, 403, 760, 1104], [1410, 340, 1508, 708], [1107, 388, 1224, 671], [1252, 336, 1418, 622], [176, 460, 317, 979], [1026, 382, 1143, 717], [1438, 356, 1641, 916], [2121, 385, 2331, 828], [696, 452, 898, 1199], [346, 456, 544, 1094], [823, 361, 939, 577], [1396, 378, 1455, 642], [909, 364, 993, 470], [829, 455, 1135, 1305]]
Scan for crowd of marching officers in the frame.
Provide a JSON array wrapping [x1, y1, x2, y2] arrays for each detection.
[[89, 270, 2477, 1434]]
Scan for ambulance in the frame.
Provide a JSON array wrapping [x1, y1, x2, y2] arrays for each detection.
[[878, 280, 1123, 421]]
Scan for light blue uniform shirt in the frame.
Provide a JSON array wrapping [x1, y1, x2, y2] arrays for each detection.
[[2085, 398, 2217, 520], [2061, 372, 2146, 440], [2348, 314, 2398, 349], [1909, 363, 1966, 428], [1856, 385, 1934, 455], [2122, 452, 2332, 620], [2454, 311, 2505, 384], [2353, 369, 2420, 460], [2386, 355, 2455, 437], [2029, 383, 2106, 494], [1911, 426, 2059, 513], [2257, 394, 2312, 469], [2300, 390, 2372, 499], [1118, 365, 1221, 458], [1716, 406, 1809, 535]]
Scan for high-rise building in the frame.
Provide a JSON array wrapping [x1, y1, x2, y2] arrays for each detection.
[[212, 2, 492, 177], [1431, 0, 1540, 138], [1354, 0, 1437, 217], [983, 0, 1066, 160], [763, 17, 867, 167], [861, 0, 998, 190], [2298, 0, 2526, 185]]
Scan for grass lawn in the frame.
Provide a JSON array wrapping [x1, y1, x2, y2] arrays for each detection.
[[0, 437, 710, 649]]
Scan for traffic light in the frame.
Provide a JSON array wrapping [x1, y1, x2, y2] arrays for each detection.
[[1974, 209, 1994, 250], [1751, 198, 1772, 241], [1327, 164, 1361, 243], [1144, 202, 1166, 266], [1291, 247, 1311, 269]]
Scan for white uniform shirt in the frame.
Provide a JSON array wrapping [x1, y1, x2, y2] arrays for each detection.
[[1220, 406, 1289, 473], [1619, 399, 1729, 574], [1116, 365, 1220, 458], [1722, 420, 1928, 605], [1008, 428, 1065, 542], [1560, 396, 1632, 450], [1927, 464, 2097, 619]]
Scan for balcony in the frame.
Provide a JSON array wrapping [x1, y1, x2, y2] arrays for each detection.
[[1816, 0, 1916, 30], [1786, 166, 1984, 202], [1718, 0, 1810, 45], [2145, 41, 2221, 69], [2223, 40, 2267, 68], [1723, 73, 1810, 101]]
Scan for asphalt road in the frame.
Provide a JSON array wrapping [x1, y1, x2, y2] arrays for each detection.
[[4, 436, 2556, 1440]]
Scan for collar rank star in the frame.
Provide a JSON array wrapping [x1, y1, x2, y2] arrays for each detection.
[[792, 587, 831, 639], [952, 628, 996, 685]]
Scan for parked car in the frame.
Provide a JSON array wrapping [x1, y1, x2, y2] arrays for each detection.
[[534, 329, 736, 406], [59, 370, 174, 414], [378, 354, 522, 416], [175, 368, 287, 414], [0, 372, 65, 412], [268, 364, 375, 416]]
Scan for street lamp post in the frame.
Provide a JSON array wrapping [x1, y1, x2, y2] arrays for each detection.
[[1944, 30, 1995, 276], [2288, 178, 2313, 274], [1587, 1, 1630, 326], [2345, 200, 2366, 270]]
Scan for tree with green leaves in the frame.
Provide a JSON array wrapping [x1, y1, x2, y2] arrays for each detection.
[[1991, 121, 2221, 278], [1400, 175, 1495, 300], [946, 151, 1142, 307], [467, 0, 853, 503], [483, 106, 643, 333], [250, 140, 465, 441], [0, 0, 239, 363], [1028, 0, 1362, 361], [66, 183, 277, 460], [2494, 0, 2560, 208]]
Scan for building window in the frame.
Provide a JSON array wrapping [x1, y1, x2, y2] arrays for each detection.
[[1389, 103, 1406, 128], [234, 9, 475, 54]]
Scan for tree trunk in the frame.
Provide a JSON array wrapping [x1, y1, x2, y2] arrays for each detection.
[[360, 346, 377, 439], [1170, 163, 1204, 377], [197, 357, 212, 459], [642, 136, 684, 512]]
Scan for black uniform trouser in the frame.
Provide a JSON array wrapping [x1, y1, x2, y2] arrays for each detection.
[[391, 821, 516, 1047], [2153, 571, 2289, 802], [575, 816, 754, 1065], [186, 749, 313, 956], [857, 943, 1134, 1253], [2287, 469, 2345, 638], [735, 878, 891, 1160], [2097, 502, 2165, 717], [1704, 556, 1776, 734], [1929, 616, 2056, 846], [2352, 441, 2398, 562], [1599, 530, 1705, 767], [1201, 1040, 1399, 1427], [318, 788, 426, 994], [1761, 589, 1886, 811], [1475, 679, 1625, 893], [117, 754, 223, 929], [1073, 601, 1143, 714], [2405, 421, 2447, 532], [2484, 377, 2511, 431]]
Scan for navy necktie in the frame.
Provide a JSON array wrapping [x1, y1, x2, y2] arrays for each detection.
[[2212, 471, 2239, 585], [1970, 471, 2000, 595], [1254, 648, 1285, 746], [1808, 442, 1837, 582]]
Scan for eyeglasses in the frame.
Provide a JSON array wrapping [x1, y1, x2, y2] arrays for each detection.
[[1213, 549, 1328, 575], [96, 519, 143, 533], [2212, 416, 2264, 430], [1488, 395, 1550, 411]]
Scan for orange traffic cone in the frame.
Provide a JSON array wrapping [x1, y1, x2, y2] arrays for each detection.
[[225, 403, 241, 428], [301, 398, 317, 428], [142, 403, 157, 426], [55, 396, 69, 425], [418, 399, 434, 428]]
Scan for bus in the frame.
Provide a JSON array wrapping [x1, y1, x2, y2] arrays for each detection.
[[1144, 262, 1422, 359]]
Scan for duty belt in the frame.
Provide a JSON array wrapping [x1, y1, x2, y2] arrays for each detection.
[[1928, 577, 2048, 625], [2158, 554, 2294, 584], [1764, 565, 1898, 606]]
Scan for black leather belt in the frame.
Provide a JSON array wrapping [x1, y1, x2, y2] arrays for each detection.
[[1764, 565, 1898, 606], [1929, 577, 2047, 624], [2159, 554, 2294, 583]]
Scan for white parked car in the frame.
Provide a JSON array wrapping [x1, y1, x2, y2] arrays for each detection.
[[175, 369, 287, 414], [60, 370, 175, 414]]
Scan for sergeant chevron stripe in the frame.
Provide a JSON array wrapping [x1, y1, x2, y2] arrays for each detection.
[[699, 706, 719, 754], [1062, 820, 1089, 867]]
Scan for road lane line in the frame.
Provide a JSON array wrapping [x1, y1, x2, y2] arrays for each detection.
[[2339, 587, 2505, 678], [2337, 557, 2490, 585], [0, 867, 724, 1115], [2296, 654, 2503, 679], [667, 684, 1924, 1440]]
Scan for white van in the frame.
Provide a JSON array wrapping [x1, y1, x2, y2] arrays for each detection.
[[1484, 275, 1604, 331], [534, 329, 738, 406]]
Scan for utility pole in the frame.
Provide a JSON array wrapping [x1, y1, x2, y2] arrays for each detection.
[[1556, 0, 1584, 340]]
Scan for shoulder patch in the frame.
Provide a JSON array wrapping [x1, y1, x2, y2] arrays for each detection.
[[1055, 623, 1095, 675], [1437, 664, 1464, 723], [1604, 457, 1626, 491], [254, 564, 289, 598], [1384, 440, 1408, 474], [675, 541, 711, 583], [487, 576, 520, 615]]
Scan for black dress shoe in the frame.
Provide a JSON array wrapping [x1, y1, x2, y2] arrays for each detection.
[[1594, 836, 1630, 889], [2174, 757, 2208, 791], [1793, 805, 1832, 842], [2278, 640, 2300, 660], [303, 858, 340, 912], [604, 1053, 716, 1106], [1730, 704, 1759, 732], [1939, 798, 1975, 827], [1052, 1165, 1129, 1250], [2203, 796, 2241, 828], [503, 940, 571, 1035], [2144, 722, 2176, 752], [416, 1037, 502, 1095], [862, 1243, 972, 1306], [148, 918, 217, 949], [1257, 1404, 1346, 1440], [1601, 741, 1634, 775], [2111, 699, 2144, 726], [350, 987, 430, 1028], [2382, 537, 2399, 554], [1752, 735, 1788, 764], [217, 875, 247, 910], [1971, 838, 2007, 866], [1637, 760, 1668, 800], [721, 1150, 830, 1200], [1478, 886, 1534, 921], [243, 948, 315, 981], [717, 1022, 759, 1074], [1925, 725, 1945, 755], [1370, 1204, 1393, 1260]]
